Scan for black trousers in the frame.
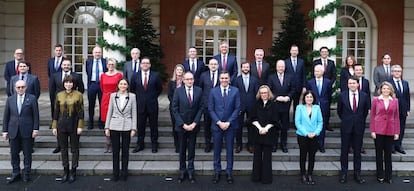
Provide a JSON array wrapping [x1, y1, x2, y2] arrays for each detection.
[[87, 82, 102, 126], [252, 143, 272, 184], [374, 134, 394, 180], [236, 110, 253, 147], [203, 111, 212, 145], [177, 130, 197, 175], [275, 111, 289, 148], [394, 114, 407, 149], [10, 132, 33, 176], [340, 131, 363, 175], [137, 109, 159, 146], [169, 109, 178, 150], [297, 135, 318, 176], [58, 131, 80, 169], [110, 130, 131, 178]]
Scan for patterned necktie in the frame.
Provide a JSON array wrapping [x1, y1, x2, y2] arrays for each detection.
[[222, 55, 227, 71], [317, 79, 322, 95], [143, 72, 148, 90], [257, 62, 262, 78], [323, 59, 327, 71]]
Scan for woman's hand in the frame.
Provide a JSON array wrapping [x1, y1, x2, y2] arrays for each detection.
[[394, 134, 399, 140], [52, 129, 57, 136], [130, 130, 136, 137], [77, 128, 82, 135], [371, 132, 376, 139], [105, 129, 110, 137]]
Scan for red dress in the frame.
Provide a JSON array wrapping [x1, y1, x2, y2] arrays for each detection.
[[100, 72, 123, 122]]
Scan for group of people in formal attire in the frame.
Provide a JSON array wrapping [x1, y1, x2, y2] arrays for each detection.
[[1, 42, 410, 186]]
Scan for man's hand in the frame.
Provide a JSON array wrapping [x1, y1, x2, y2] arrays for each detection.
[[2, 133, 8, 141], [77, 128, 82, 135], [32, 131, 38, 138], [52, 129, 57, 136]]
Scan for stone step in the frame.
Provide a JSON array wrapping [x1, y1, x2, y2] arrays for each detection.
[[0, 148, 412, 162], [1, 160, 414, 176]]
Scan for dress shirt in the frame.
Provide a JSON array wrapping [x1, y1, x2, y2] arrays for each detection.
[[349, 90, 359, 111], [393, 78, 403, 93], [141, 70, 150, 86], [92, 59, 103, 81]]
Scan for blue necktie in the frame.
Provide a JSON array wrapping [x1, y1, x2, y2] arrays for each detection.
[[95, 59, 100, 82], [317, 80, 322, 95], [191, 60, 196, 74]]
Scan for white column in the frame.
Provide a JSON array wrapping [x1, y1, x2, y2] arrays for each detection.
[[102, 0, 126, 62], [313, 0, 337, 61]]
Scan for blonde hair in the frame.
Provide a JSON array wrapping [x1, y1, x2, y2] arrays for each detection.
[[377, 81, 396, 98], [256, 85, 274, 100], [171, 64, 185, 81]]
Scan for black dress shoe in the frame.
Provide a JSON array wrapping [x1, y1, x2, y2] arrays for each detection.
[[111, 175, 119, 182], [272, 146, 277, 152], [339, 174, 347, 183], [23, 174, 31, 182], [385, 179, 393, 184], [282, 147, 288, 153], [301, 175, 308, 184], [354, 175, 366, 184], [247, 146, 254, 154], [235, 146, 241, 153], [396, 148, 406, 154], [7, 174, 21, 184], [152, 147, 158, 153], [308, 175, 315, 185], [204, 144, 212, 153], [212, 173, 220, 184], [377, 178, 384, 183], [319, 147, 326, 153], [53, 147, 61, 153], [88, 123, 94, 130], [226, 174, 234, 184], [188, 174, 195, 183], [391, 148, 396, 154], [132, 146, 144, 153]]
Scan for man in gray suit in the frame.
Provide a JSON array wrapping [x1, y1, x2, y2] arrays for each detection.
[[9, 61, 41, 99], [250, 48, 270, 85], [3, 80, 39, 184], [123, 48, 141, 83], [373, 53, 393, 95]]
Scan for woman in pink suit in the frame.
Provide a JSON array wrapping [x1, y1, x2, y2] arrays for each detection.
[[370, 81, 400, 184], [100, 58, 123, 153]]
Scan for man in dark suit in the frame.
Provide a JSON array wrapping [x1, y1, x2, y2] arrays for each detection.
[[199, 58, 220, 153], [250, 48, 270, 85], [337, 76, 370, 184], [312, 46, 336, 82], [182, 47, 206, 87], [285, 45, 306, 120], [123, 48, 141, 83], [85, 46, 107, 129], [389, 65, 410, 154], [4, 49, 30, 96], [373, 53, 393, 95], [213, 41, 238, 82], [130, 57, 163, 153], [50, 59, 85, 153], [2, 80, 39, 184], [307, 65, 333, 153], [209, 71, 240, 184], [232, 62, 259, 153], [172, 72, 204, 184], [268, 60, 294, 153], [9, 61, 41, 99], [47, 44, 64, 116]]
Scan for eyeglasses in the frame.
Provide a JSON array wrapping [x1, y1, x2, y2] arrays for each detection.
[[16, 86, 26, 89]]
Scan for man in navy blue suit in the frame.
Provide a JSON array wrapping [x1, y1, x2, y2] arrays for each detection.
[[199, 58, 220, 153], [172, 72, 204, 183], [209, 71, 240, 184], [389, 65, 410, 154], [130, 57, 163, 153], [337, 76, 370, 184], [47, 44, 64, 116], [85, 46, 107, 129], [307, 65, 333, 153], [182, 47, 206, 86], [285, 45, 306, 121], [9, 61, 41, 99], [4, 49, 29, 96], [3, 80, 39, 184], [232, 62, 259, 153], [268, 60, 295, 153], [250, 48, 270, 85], [213, 41, 238, 82], [312, 46, 336, 83]]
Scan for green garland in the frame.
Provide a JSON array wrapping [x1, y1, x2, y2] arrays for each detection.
[[98, 20, 132, 38], [98, 0, 131, 18], [309, 0, 342, 19], [307, 46, 342, 62], [97, 37, 131, 56], [309, 21, 342, 40]]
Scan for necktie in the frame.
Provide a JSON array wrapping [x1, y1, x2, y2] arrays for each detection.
[[191, 60, 196, 74], [55, 57, 60, 71], [353, 93, 357, 112], [293, 59, 297, 72], [323, 60, 327, 71], [18, 96, 23, 114], [95, 59, 100, 82], [257, 62, 262, 78], [222, 55, 227, 71], [21, 75, 24, 81], [397, 80, 403, 93], [317, 79, 322, 95], [386, 66, 390, 77], [244, 77, 249, 92], [223, 88, 228, 106], [279, 74, 283, 86], [143, 72, 148, 90], [133, 60, 137, 72], [15, 63, 18, 74], [211, 72, 215, 87], [187, 89, 192, 106]]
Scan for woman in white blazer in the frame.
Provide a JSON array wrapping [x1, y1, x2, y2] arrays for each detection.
[[104, 78, 137, 181], [295, 90, 323, 185]]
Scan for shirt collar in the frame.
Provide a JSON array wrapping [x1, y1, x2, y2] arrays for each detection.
[[378, 95, 393, 100]]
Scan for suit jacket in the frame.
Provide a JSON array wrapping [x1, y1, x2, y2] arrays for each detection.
[[341, 77, 371, 102], [130, 70, 163, 113], [2, 93, 39, 139], [50, 72, 85, 96], [213, 53, 238, 82], [123, 60, 140, 83], [370, 96, 400, 136], [307, 78, 332, 117], [85, 58, 107, 85], [285, 57, 306, 93], [250, 61, 270, 85], [313, 58, 336, 82], [199, 70, 220, 106], [9, 74, 41, 99], [339, 68, 352, 92], [249, 99, 277, 145], [232, 74, 259, 112], [208, 86, 240, 129], [267, 73, 295, 111], [182, 59, 206, 86], [295, 104, 323, 137], [167, 80, 183, 108], [105, 92, 137, 131], [4, 60, 32, 96], [47, 57, 64, 78], [373, 64, 392, 92], [388, 79, 410, 116], [172, 86, 204, 132], [337, 91, 370, 135]]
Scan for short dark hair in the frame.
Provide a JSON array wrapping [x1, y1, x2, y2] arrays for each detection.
[[63, 75, 74, 84], [55, 44, 63, 48], [348, 75, 359, 84], [18, 60, 30, 67], [319, 46, 329, 52], [302, 90, 318, 105]]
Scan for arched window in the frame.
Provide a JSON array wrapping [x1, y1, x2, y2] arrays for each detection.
[[192, 2, 241, 64], [337, 4, 371, 78]]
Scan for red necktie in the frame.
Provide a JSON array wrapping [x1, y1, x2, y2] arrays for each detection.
[[323, 60, 327, 71], [353, 93, 357, 112], [187, 89, 192, 106], [222, 55, 227, 71], [143, 72, 148, 90], [15, 65, 19, 74], [258, 62, 262, 78]]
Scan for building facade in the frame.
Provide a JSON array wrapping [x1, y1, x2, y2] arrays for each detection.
[[0, 0, 412, 92]]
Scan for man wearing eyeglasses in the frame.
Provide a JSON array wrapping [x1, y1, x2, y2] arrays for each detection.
[[2, 80, 39, 184]]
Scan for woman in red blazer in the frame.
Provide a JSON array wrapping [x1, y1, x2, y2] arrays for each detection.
[[370, 81, 400, 184]]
